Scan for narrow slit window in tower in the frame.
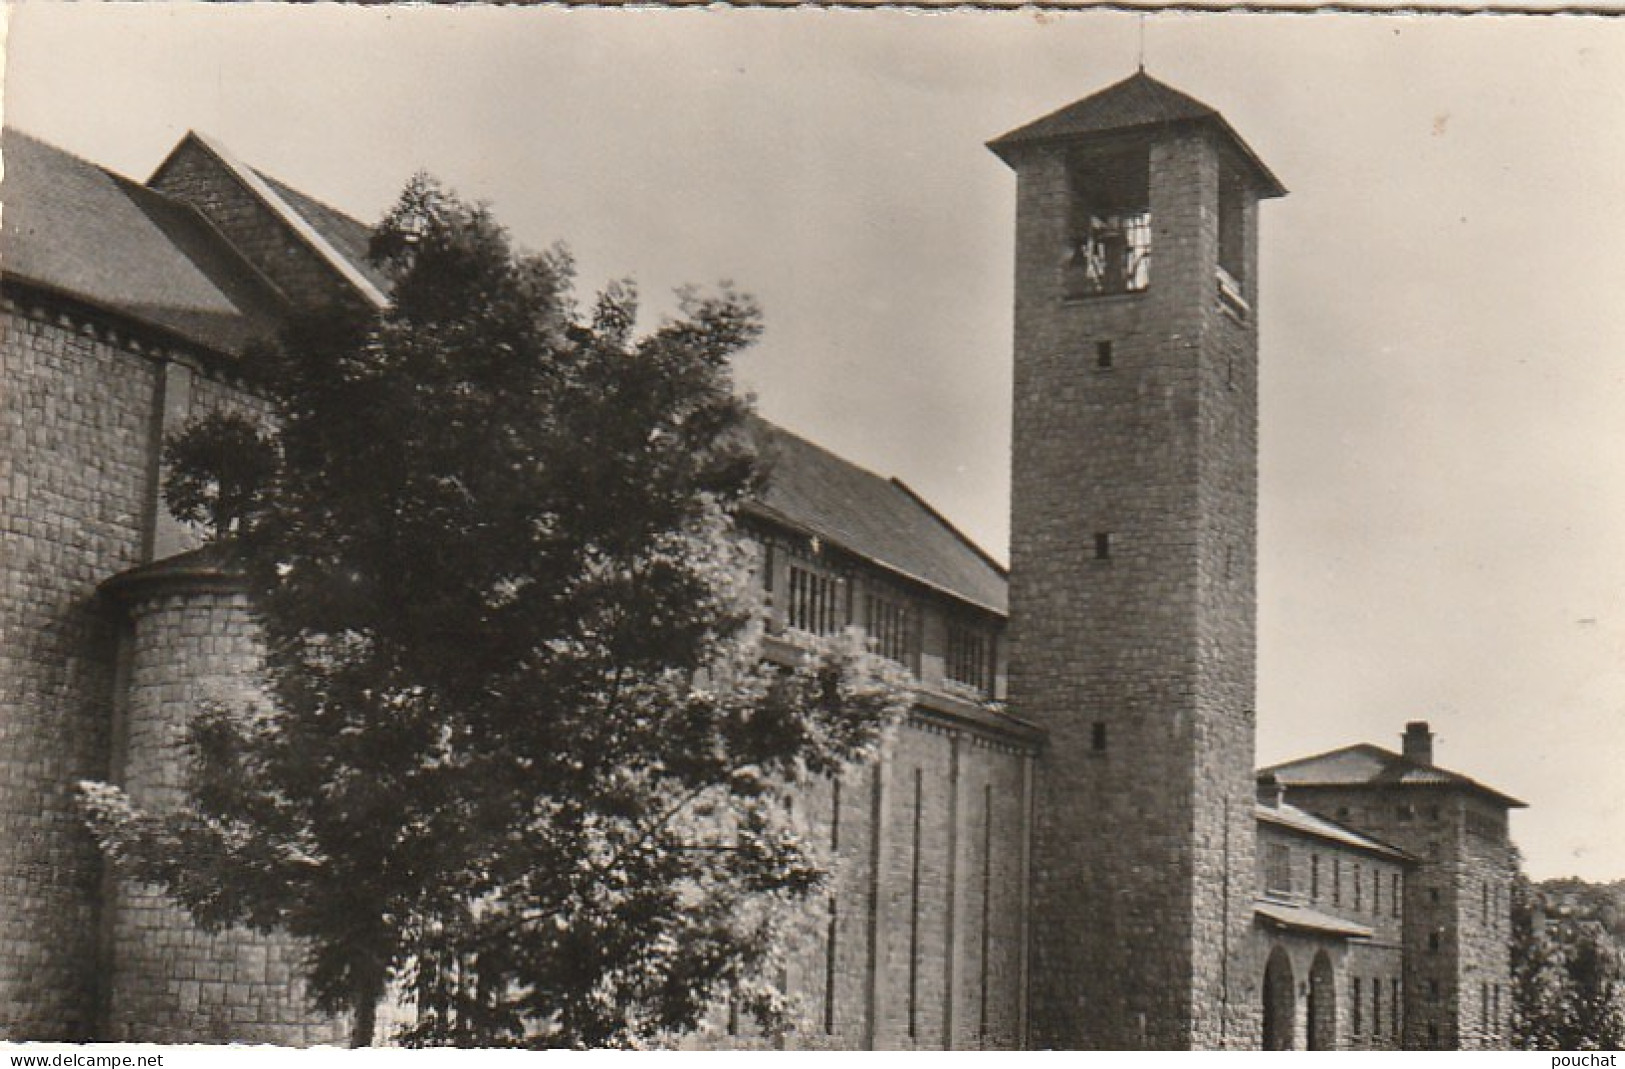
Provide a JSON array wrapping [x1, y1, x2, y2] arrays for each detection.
[[1218, 168, 1248, 285]]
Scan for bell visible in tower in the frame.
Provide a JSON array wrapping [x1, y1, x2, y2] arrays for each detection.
[[1063, 143, 1151, 298], [991, 68, 1286, 1049]]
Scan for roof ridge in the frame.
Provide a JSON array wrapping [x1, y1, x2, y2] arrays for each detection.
[[153, 131, 388, 309], [1257, 740, 1380, 775], [1263, 739, 1526, 808], [750, 413, 898, 491], [753, 416, 1006, 577], [746, 414, 1007, 616], [3, 127, 140, 184], [889, 476, 1007, 578], [254, 167, 374, 238]]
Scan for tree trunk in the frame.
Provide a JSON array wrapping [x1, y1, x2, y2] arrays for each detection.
[[350, 976, 381, 1048]]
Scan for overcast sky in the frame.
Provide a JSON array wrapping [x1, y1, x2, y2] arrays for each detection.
[[5, 6, 1623, 882]]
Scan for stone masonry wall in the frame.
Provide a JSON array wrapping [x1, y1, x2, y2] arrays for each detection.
[[1281, 783, 1515, 1050], [1454, 794, 1514, 1049], [1006, 125, 1262, 1049], [0, 303, 158, 1039], [698, 716, 1032, 1050], [1250, 819, 1406, 1049], [1189, 131, 1265, 1051], [103, 585, 345, 1045]]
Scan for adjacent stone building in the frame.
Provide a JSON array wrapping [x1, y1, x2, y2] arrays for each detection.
[[0, 70, 1522, 1049]]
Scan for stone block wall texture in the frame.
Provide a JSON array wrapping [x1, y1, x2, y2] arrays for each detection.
[[695, 718, 1031, 1051], [1250, 938, 1347, 1050], [1250, 823, 1406, 1050], [0, 292, 305, 1041], [103, 585, 345, 1045], [0, 304, 158, 1039], [1006, 127, 1263, 1049], [147, 140, 358, 312], [1282, 783, 1515, 1050], [1451, 795, 1514, 1048]]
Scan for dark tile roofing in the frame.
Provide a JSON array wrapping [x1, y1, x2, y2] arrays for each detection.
[[1, 128, 286, 355], [1262, 743, 1526, 809], [745, 417, 1008, 616], [98, 543, 246, 602], [6, 128, 1008, 615], [988, 70, 1286, 198], [1256, 801, 1412, 862], [255, 170, 393, 297], [1254, 899, 1374, 941], [993, 71, 1218, 144]]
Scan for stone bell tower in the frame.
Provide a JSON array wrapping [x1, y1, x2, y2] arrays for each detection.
[[990, 72, 1285, 1049]]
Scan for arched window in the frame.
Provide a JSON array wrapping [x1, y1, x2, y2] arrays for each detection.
[[1263, 947, 1296, 1050], [1308, 951, 1337, 1050]]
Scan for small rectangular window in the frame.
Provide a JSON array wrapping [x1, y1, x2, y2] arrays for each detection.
[[1095, 340, 1114, 369], [1265, 842, 1292, 896], [1372, 976, 1382, 1039], [1091, 721, 1107, 752], [1093, 532, 1111, 560], [787, 561, 845, 635], [1311, 855, 1320, 901], [864, 590, 917, 669], [946, 620, 992, 694], [1393, 873, 1402, 918], [1353, 977, 1363, 1035], [1333, 858, 1342, 907]]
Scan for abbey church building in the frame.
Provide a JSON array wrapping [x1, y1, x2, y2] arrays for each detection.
[[0, 70, 1522, 1049]]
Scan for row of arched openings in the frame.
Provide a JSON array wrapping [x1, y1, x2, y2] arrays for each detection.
[[1262, 946, 1336, 1050]]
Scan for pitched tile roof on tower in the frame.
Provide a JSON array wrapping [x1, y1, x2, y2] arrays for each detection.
[[988, 70, 1287, 198], [0, 128, 287, 355], [1262, 743, 1526, 809], [745, 418, 1008, 616]]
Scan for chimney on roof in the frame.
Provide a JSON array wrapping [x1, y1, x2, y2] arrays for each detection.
[[1256, 771, 1285, 808], [1403, 721, 1434, 765]]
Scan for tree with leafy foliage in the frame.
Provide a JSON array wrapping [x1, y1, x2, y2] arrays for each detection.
[[1511, 857, 1625, 1050], [79, 177, 911, 1048]]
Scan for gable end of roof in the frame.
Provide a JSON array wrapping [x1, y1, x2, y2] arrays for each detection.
[[150, 132, 388, 309]]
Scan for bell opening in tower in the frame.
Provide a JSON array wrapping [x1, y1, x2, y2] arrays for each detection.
[[1063, 143, 1151, 298]]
